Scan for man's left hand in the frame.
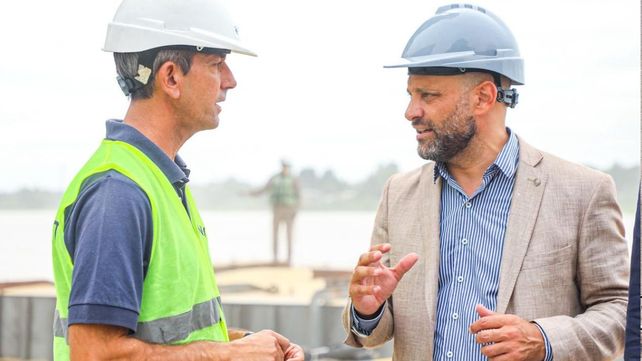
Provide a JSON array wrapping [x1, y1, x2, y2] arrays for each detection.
[[469, 304, 546, 361]]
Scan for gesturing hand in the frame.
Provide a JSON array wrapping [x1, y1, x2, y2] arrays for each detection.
[[469, 304, 546, 361], [349, 243, 419, 317]]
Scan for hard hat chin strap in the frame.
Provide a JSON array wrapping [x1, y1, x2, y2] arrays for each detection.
[[116, 48, 161, 96], [116, 75, 142, 96], [488, 71, 519, 109], [497, 87, 519, 108]]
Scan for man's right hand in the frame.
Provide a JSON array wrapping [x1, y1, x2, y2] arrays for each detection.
[[349, 243, 419, 317], [229, 329, 293, 360]]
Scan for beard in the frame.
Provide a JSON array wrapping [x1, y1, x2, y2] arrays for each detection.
[[415, 97, 476, 162]]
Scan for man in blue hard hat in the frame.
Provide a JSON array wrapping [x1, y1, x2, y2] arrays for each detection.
[[343, 4, 629, 361]]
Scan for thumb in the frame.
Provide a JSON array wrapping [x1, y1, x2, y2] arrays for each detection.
[[475, 304, 496, 317], [391, 253, 419, 280]]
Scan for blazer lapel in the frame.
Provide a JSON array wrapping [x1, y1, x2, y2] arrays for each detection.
[[419, 163, 442, 338], [496, 138, 547, 313]]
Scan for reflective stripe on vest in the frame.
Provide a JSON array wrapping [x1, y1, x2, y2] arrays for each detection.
[[54, 296, 223, 344], [53, 309, 68, 340]]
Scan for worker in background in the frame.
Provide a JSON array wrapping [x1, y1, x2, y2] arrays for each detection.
[[250, 160, 301, 266], [51, 0, 303, 359]]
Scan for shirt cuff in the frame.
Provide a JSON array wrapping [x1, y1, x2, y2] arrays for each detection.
[[533, 322, 553, 361], [350, 302, 386, 336], [68, 304, 140, 333]]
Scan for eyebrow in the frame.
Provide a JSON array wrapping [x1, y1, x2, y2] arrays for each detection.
[[204, 53, 226, 62], [407, 87, 440, 95]]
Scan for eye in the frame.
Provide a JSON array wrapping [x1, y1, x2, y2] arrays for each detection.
[[209, 59, 225, 68], [421, 91, 439, 101]]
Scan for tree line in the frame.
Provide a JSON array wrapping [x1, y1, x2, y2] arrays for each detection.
[[0, 163, 638, 213]]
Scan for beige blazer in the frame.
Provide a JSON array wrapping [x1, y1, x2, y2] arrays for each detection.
[[343, 137, 629, 361]]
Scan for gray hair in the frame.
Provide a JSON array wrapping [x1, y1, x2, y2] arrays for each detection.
[[113, 49, 195, 100]]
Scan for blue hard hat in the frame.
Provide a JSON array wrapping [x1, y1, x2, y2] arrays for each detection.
[[385, 4, 524, 86]]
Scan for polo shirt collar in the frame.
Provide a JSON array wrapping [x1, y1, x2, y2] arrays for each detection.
[[105, 119, 190, 186]]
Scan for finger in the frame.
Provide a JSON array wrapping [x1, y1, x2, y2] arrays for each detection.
[[474, 328, 509, 344], [349, 283, 380, 297], [488, 353, 514, 361], [476, 304, 497, 317], [352, 266, 381, 281], [266, 330, 290, 351], [357, 250, 383, 266], [391, 253, 419, 280], [480, 341, 512, 358], [284, 344, 304, 361], [469, 315, 517, 333], [369, 243, 391, 253]]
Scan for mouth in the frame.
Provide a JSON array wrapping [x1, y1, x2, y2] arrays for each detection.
[[215, 97, 225, 108], [415, 128, 434, 141], [215, 103, 222, 113]]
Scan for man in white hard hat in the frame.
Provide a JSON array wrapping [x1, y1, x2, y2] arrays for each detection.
[[343, 4, 628, 361], [51, 0, 303, 360]]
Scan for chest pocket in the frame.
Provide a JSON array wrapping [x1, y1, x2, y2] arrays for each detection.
[[521, 244, 573, 270]]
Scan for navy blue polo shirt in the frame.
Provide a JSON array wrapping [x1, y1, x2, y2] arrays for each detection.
[[65, 119, 191, 332]]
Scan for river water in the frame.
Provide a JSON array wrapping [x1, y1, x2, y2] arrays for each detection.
[[0, 209, 635, 282]]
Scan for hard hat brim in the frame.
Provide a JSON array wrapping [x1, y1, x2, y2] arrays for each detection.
[[103, 23, 257, 57], [383, 52, 525, 85], [384, 51, 476, 69]]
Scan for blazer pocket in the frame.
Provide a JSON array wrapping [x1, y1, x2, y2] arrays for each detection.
[[520, 244, 573, 270]]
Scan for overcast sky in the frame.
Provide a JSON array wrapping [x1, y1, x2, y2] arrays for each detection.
[[0, 0, 639, 192]]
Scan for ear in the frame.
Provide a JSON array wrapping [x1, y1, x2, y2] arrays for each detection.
[[154, 61, 183, 99], [471, 80, 498, 116]]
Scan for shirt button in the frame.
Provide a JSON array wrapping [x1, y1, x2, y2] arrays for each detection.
[[465, 202, 472, 208], [457, 276, 464, 283], [446, 351, 454, 358], [461, 238, 469, 245], [452, 313, 459, 320]]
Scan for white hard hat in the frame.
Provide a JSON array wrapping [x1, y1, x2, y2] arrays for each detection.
[[103, 0, 256, 56]]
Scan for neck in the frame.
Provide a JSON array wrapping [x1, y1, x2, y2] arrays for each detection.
[[123, 98, 192, 161], [446, 127, 509, 197]]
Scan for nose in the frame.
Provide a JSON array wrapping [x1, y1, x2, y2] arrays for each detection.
[[220, 62, 237, 90], [405, 97, 424, 121]]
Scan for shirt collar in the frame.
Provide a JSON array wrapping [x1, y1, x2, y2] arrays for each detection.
[[105, 119, 190, 186], [433, 127, 519, 182], [493, 128, 519, 179]]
